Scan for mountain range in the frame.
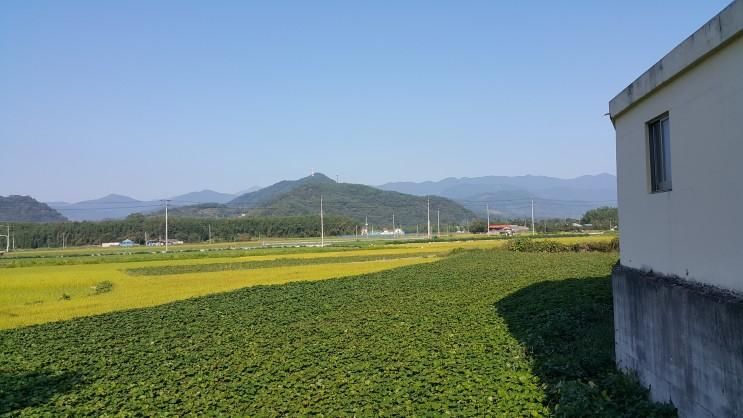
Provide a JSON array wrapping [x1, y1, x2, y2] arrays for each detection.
[[166, 174, 475, 227], [47, 189, 251, 221], [5, 173, 617, 223], [378, 174, 616, 219]]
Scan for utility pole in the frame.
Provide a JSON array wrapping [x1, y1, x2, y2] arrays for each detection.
[[531, 200, 535, 236], [0, 225, 9, 253], [392, 211, 395, 238], [437, 210, 440, 236], [427, 199, 431, 239], [486, 204, 490, 235], [320, 195, 324, 248], [208, 224, 212, 244], [162, 200, 170, 252]]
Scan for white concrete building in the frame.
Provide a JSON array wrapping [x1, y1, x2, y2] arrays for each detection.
[[609, 2, 743, 416]]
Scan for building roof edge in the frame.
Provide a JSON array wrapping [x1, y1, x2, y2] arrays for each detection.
[[609, 1, 743, 121]]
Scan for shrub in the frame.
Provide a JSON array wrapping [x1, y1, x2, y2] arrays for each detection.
[[92, 280, 114, 295], [507, 237, 619, 253], [507, 238, 565, 253]]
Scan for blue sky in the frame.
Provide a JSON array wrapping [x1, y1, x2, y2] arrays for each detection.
[[1, 0, 732, 202]]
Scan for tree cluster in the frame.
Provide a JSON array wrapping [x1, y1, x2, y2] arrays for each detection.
[[9, 214, 356, 249]]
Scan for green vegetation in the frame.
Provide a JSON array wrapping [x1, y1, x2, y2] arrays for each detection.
[[0, 195, 67, 223], [469, 219, 488, 233], [507, 236, 620, 253], [0, 250, 673, 416], [91, 281, 113, 295], [7, 214, 355, 249], [581, 206, 618, 230], [124, 253, 436, 276]]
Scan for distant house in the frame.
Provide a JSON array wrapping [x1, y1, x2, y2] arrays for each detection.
[[146, 239, 183, 247], [487, 224, 530, 236], [487, 224, 513, 236], [608, 2, 743, 416]]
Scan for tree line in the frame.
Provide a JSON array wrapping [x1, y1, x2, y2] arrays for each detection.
[[468, 207, 618, 233], [8, 213, 357, 249]]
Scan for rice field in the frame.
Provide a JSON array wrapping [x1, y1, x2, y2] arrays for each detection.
[[0, 235, 615, 329]]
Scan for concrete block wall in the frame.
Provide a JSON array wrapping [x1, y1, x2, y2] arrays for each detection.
[[613, 265, 743, 417]]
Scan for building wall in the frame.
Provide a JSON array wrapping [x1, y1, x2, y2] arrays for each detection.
[[613, 266, 743, 417], [614, 35, 743, 293]]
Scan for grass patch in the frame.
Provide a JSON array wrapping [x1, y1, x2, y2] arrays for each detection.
[[0, 250, 673, 416], [91, 281, 114, 295]]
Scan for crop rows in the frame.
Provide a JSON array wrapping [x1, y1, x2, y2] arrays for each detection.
[[0, 250, 674, 416]]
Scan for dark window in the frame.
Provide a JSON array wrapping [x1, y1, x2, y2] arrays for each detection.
[[648, 115, 671, 193]]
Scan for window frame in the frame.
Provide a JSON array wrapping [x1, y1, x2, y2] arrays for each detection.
[[646, 113, 672, 193]]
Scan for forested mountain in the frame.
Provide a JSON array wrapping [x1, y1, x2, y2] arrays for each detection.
[[0, 195, 67, 222], [379, 174, 617, 219], [227, 176, 320, 208], [174, 174, 476, 227]]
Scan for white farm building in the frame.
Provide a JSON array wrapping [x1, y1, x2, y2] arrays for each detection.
[[609, 2, 743, 416]]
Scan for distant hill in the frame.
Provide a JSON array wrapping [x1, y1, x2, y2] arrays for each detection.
[[49, 190, 242, 221], [171, 190, 236, 205], [378, 174, 617, 219], [234, 186, 262, 196], [173, 174, 476, 227], [0, 195, 67, 222], [49, 194, 159, 221]]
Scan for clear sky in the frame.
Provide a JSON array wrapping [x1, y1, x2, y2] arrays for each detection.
[[1, 0, 732, 202]]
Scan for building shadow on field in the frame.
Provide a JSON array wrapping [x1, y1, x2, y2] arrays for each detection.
[[495, 275, 676, 417], [0, 370, 83, 414]]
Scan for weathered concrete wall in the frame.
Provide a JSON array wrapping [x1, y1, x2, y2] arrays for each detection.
[[613, 265, 743, 417]]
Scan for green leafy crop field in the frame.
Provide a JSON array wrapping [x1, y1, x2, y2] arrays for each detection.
[[0, 250, 674, 416]]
